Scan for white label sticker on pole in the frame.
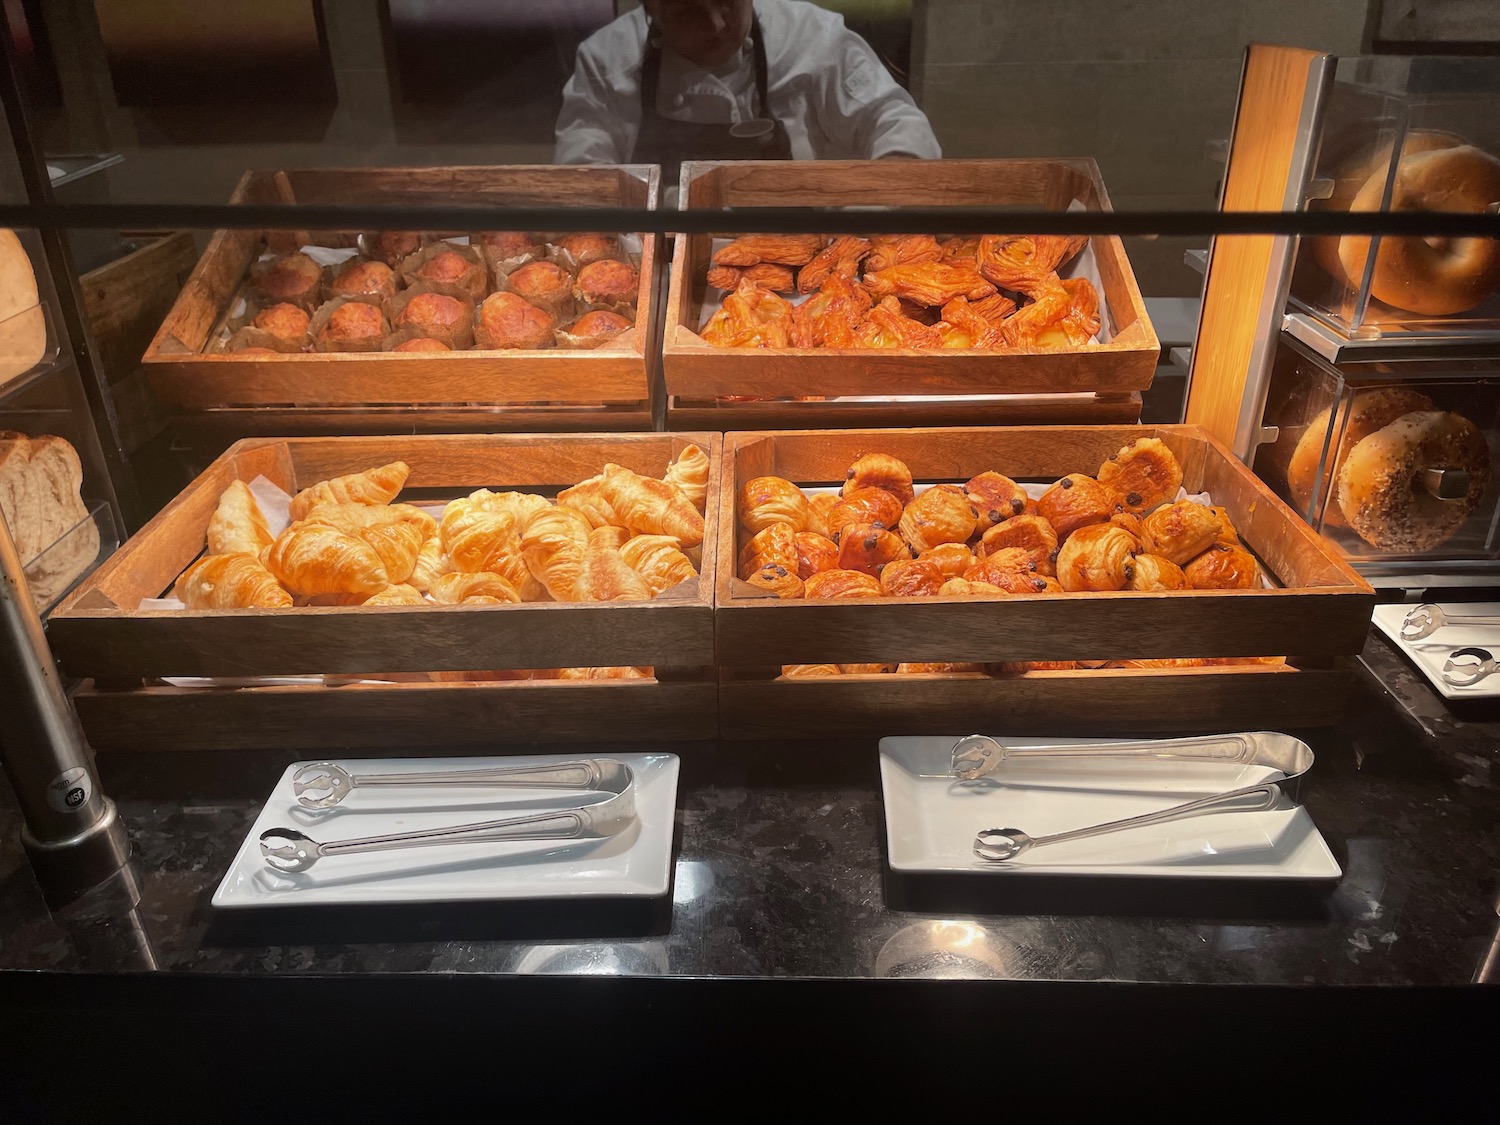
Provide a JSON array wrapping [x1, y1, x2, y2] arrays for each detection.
[[46, 766, 91, 813]]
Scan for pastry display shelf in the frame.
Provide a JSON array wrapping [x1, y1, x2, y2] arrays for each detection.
[[1284, 308, 1500, 366]]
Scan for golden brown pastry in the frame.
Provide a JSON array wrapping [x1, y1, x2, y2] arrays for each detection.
[[577, 532, 653, 602], [979, 515, 1058, 576], [866, 234, 944, 272], [701, 278, 793, 347], [1108, 511, 1146, 545], [707, 264, 743, 291], [555, 232, 621, 265], [558, 666, 652, 680], [263, 523, 390, 597], [1097, 437, 1183, 514], [789, 273, 873, 348], [1124, 553, 1190, 592], [590, 525, 631, 549], [370, 231, 422, 264], [713, 234, 825, 267], [938, 578, 1008, 597], [600, 465, 705, 546], [289, 461, 409, 521], [520, 506, 592, 601], [738, 475, 809, 534], [508, 260, 575, 313], [739, 522, 799, 579], [330, 259, 398, 301], [663, 444, 711, 513], [795, 532, 840, 579], [315, 301, 388, 350], [991, 660, 1080, 672], [556, 472, 620, 529], [363, 583, 425, 607], [1106, 659, 1206, 670], [837, 664, 896, 675], [174, 554, 291, 609], [302, 502, 435, 586], [919, 543, 977, 580], [804, 569, 883, 599], [620, 534, 697, 595], [745, 563, 804, 599], [1183, 543, 1259, 590], [1209, 506, 1240, 544], [562, 310, 633, 346], [896, 663, 984, 674], [741, 263, 796, 291], [843, 452, 915, 506], [1141, 501, 1224, 566], [898, 484, 978, 554], [430, 572, 523, 605], [879, 558, 944, 597], [965, 558, 1057, 595], [412, 247, 487, 302], [1037, 474, 1121, 539], [797, 236, 872, 292], [253, 252, 322, 306], [826, 488, 904, 541], [965, 471, 1030, 532], [393, 337, 451, 353], [853, 297, 942, 349], [805, 493, 839, 539], [394, 292, 472, 347], [438, 501, 517, 573], [253, 302, 311, 343], [476, 292, 556, 349], [781, 663, 841, 677], [836, 521, 909, 577], [1055, 524, 1137, 592], [863, 262, 995, 307], [207, 480, 273, 558]]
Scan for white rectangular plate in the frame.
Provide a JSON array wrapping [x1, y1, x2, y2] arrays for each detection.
[[212, 752, 680, 909], [1372, 601, 1500, 701], [879, 736, 1340, 880]]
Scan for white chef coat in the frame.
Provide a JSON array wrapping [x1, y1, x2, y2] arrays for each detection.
[[554, 0, 941, 165]]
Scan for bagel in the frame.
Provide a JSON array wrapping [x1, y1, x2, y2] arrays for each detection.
[[1286, 388, 1433, 527], [1337, 145, 1500, 316], [1336, 410, 1491, 552]]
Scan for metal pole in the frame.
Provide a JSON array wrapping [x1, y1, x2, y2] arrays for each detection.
[[0, 510, 129, 904]]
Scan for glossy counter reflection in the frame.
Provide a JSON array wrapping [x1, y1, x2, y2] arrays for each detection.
[[1, 632, 1498, 984]]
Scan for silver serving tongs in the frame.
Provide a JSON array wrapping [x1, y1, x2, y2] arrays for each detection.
[[259, 758, 635, 873], [1401, 603, 1500, 642], [941, 732, 1315, 863], [1441, 646, 1499, 688]]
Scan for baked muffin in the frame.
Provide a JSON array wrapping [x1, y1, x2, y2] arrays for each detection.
[[393, 337, 451, 353], [394, 292, 472, 348], [563, 309, 632, 345], [413, 247, 486, 301], [330, 259, 398, 301], [315, 301, 388, 350], [479, 231, 545, 259], [369, 231, 422, 264], [476, 292, 557, 350], [574, 259, 639, 308], [507, 260, 574, 313], [253, 252, 322, 306], [555, 232, 620, 265], [253, 302, 310, 342]]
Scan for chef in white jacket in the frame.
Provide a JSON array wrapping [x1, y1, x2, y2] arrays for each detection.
[[555, 0, 941, 181]]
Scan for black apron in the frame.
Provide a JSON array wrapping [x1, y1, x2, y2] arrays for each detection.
[[632, 14, 794, 185]]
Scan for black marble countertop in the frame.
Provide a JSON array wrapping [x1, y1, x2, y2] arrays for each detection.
[[3, 632, 1499, 987]]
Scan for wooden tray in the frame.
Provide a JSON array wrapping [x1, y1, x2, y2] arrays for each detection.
[[49, 432, 719, 750], [714, 424, 1374, 736], [666, 392, 1143, 432], [143, 165, 661, 416], [663, 159, 1159, 407]]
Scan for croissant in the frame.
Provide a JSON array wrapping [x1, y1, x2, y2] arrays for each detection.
[[520, 506, 592, 601], [879, 558, 944, 597], [362, 583, 426, 606], [1097, 437, 1184, 514], [712, 234, 825, 267], [1037, 474, 1121, 539], [991, 660, 1079, 672], [664, 444, 711, 513], [439, 500, 518, 572], [838, 664, 896, 675], [1125, 553, 1190, 592], [577, 533, 652, 602], [430, 571, 522, 605], [843, 452, 915, 506], [556, 472, 620, 529], [1183, 543, 1259, 590], [600, 465, 704, 546], [738, 475, 809, 534], [964, 472, 1029, 532], [781, 663, 841, 677], [557, 666, 653, 680], [589, 525, 631, 549], [826, 487, 903, 541], [979, 515, 1059, 576], [1106, 659, 1206, 670], [745, 563, 804, 599], [174, 553, 291, 609], [303, 502, 435, 586], [620, 534, 697, 595], [836, 521, 910, 577], [938, 578, 1008, 597], [464, 488, 553, 527], [739, 522, 799, 579], [804, 569, 882, 599], [288, 461, 409, 521], [918, 543, 977, 579], [408, 535, 453, 592], [804, 494, 839, 538], [207, 480, 273, 557], [795, 531, 840, 579], [1055, 524, 1137, 592], [262, 523, 390, 596], [896, 662, 983, 674], [1141, 501, 1224, 566], [897, 484, 977, 553]]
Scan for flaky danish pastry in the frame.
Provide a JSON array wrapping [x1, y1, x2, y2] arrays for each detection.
[[805, 494, 839, 539], [738, 475, 809, 534], [1183, 543, 1258, 590], [898, 484, 978, 554], [739, 522, 799, 579], [795, 532, 840, 579], [621, 534, 697, 595], [879, 558, 944, 597], [520, 506, 592, 601], [826, 487, 903, 541], [979, 515, 1059, 577], [174, 554, 291, 609], [836, 521, 910, 577], [288, 461, 409, 522], [1056, 524, 1137, 592], [207, 480, 273, 558], [1037, 474, 1121, 539], [1125, 553, 1190, 592], [745, 563, 804, 599], [1141, 501, 1224, 565], [843, 452, 914, 506], [664, 444, 711, 513], [804, 569, 882, 599], [1097, 437, 1183, 514], [965, 471, 1030, 533], [263, 523, 390, 596], [600, 465, 704, 546], [919, 543, 977, 580]]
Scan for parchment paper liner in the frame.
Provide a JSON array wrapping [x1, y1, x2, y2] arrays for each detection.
[[474, 231, 550, 281], [307, 295, 392, 353], [548, 233, 625, 274], [382, 325, 456, 353], [247, 253, 327, 313], [359, 230, 430, 265], [397, 240, 489, 303], [385, 282, 476, 350], [216, 325, 308, 355]]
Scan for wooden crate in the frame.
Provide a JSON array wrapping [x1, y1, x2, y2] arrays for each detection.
[[142, 166, 661, 423], [662, 159, 1159, 425], [49, 432, 719, 751], [666, 392, 1143, 431], [714, 425, 1374, 737]]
